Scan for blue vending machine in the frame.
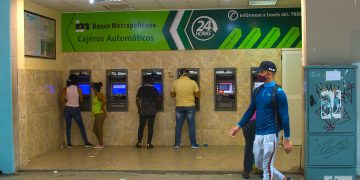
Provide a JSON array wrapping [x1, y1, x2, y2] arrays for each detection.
[[305, 66, 357, 179]]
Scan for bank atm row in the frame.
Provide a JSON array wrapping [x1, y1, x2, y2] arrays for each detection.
[[70, 68, 260, 112]]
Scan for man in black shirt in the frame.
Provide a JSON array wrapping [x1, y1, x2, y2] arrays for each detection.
[[135, 76, 160, 148]]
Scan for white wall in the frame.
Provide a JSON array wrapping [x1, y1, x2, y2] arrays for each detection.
[[281, 49, 303, 145], [304, 0, 360, 65]]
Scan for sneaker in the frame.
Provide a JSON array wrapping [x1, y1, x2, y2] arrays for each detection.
[[191, 144, 200, 149], [94, 144, 105, 149], [67, 145, 72, 149], [173, 145, 180, 149], [146, 144, 154, 149], [242, 171, 250, 179], [84, 143, 93, 148], [135, 142, 142, 148]]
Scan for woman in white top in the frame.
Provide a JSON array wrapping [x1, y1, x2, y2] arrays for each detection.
[[61, 74, 92, 148]]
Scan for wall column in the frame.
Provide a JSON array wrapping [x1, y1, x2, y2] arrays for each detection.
[[0, 0, 15, 174]]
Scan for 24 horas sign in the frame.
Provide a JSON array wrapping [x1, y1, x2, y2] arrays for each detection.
[[62, 8, 301, 52]]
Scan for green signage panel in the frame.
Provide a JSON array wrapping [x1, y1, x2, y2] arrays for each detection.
[[62, 8, 301, 52]]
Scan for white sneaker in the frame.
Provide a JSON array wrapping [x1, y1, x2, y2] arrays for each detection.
[[94, 145, 105, 149]]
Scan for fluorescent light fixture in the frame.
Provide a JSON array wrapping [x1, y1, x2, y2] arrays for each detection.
[[249, 0, 277, 6]]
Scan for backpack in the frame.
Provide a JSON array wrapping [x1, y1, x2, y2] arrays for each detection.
[[252, 84, 282, 132]]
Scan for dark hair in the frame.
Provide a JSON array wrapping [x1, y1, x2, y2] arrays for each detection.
[[179, 68, 189, 76], [144, 75, 154, 85], [66, 74, 78, 87], [92, 81, 103, 92]]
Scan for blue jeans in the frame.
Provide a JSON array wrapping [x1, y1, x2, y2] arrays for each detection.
[[64, 106, 89, 145], [175, 106, 197, 146]]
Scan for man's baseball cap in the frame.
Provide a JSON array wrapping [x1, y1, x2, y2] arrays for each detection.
[[255, 61, 277, 73]]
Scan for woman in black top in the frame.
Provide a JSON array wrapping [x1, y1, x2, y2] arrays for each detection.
[[135, 76, 160, 148]]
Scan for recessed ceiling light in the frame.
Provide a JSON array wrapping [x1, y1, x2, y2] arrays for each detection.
[[249, 0, 277, 6]]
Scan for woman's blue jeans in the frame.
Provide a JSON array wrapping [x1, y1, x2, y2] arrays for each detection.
[[64, 106, 89, 145]]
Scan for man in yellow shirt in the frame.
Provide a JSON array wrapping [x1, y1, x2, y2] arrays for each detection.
[[171, 68, 200, 149]]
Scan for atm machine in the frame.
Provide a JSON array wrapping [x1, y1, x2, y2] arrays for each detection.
[[177, 68, 200, 111], [106, 69, 128, 112], [141, 69, 163, 111], [214, 68, 237, 111], [70, 70, 91, 111]]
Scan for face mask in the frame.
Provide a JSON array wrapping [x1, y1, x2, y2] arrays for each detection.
[[257, 74, 267, 82]]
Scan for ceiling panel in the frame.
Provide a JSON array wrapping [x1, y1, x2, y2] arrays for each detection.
[[27, 0, 60, 7], [67, 1, 109, 11], [126, 0, 163, 10], [27, 0, 77, 12], [218, 0, 249, 9], [77, 5, 108, 12], [189, 0, 219, 9], [27, 0, 301, 12], [29, 0, 59, 3], [63, 1, 90, 6], [157, 0, 191, 10], [52, 4, 82, 12]]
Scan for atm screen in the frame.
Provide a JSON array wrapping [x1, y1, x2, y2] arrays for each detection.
[[78, 84, 91, 95], [218, 82, 234, 94], [153, 83, 162, 95], [112, 83, 127, 95]]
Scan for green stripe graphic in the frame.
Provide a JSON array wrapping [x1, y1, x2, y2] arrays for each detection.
[[276, 27, 300, 48], [238, 28, 261, 49], [296, 40, 302, 48], [163, 11, 178, 50], [178, 11, 193, 50], [63, 13, 76, 51], [219, 28, 242, 49], [258, 27, 280, 48]]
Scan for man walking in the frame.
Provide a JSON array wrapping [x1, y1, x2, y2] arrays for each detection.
[[230, 61, 293, 180], [171, 68, 200, 149]]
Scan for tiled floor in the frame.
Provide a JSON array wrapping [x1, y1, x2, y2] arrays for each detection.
[[22, 145, 302, 173], [1, 171, 305, 180]]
